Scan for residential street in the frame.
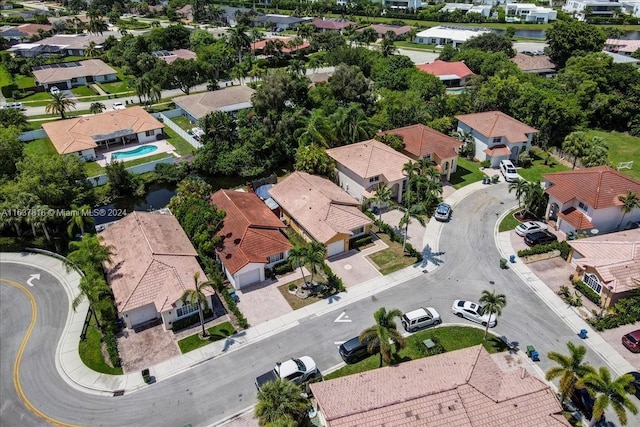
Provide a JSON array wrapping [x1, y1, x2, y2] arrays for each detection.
[[2, 182, 637, 427]]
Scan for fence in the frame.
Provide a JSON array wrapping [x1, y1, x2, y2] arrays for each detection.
[[88, 157, 174, 187], [552, 147, 583, 169], [153, 111, 202, 150], [19, 129, 48, 142]]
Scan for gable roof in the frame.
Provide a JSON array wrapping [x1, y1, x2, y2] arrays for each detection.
[[569, 228, 640, 294], [511, 53, 556, 73], [210, 190, 291, 274], [100, 211, 209, 313], [42, 106, 164, 154], [456, 111, 538, 143], [310, 346, 569, 427], [32, 59, 117, 85], [543, 166, 640, 209], [416, 60, 475, 80], [312, 18, 355, 30], [269, 172, 371, 244], [173, 86, 255, 119], [381, 124, 462, 160], [326, 139, 413, 182]]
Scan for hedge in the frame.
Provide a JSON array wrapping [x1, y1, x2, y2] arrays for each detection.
[[572, 280, 601, 306], [171, 308, 213, 331], [517, 241, 570, 260], [589, 294, 640, 331], [103, 329, 121, 368], [322, 262, 345, 293], [349, 234, 373, 250], [273, 260, 294, 275], [221, 288, 248, 329], [365, 211, 423, 262]]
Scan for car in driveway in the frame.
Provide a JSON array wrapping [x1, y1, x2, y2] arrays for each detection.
[[255, 356, 319, 390], [500, 159, 519, 182], [622, 329, 640, 353], [452, 300, 497, 327], [339, 336, 380, 364], [515, 221, 548, 236], [50, 86, 60, 95], [524, 230, 557, 246], [401, 307, 441, 332], [434, 203, 452, 222]]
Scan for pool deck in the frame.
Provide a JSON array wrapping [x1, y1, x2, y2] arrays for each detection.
[[96, 141, 177, 166]]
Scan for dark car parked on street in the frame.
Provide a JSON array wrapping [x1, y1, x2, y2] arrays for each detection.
[[627, 371, 640, 400], [339, 336, 380, 364], [524, 230, 558, 246], [622, 329, 640, 353]]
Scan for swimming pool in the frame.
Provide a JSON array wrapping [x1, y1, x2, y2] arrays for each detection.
[[112, 145, 158, 160]]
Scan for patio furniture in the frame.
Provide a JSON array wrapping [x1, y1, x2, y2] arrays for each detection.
[[578, 329, 588, 339]]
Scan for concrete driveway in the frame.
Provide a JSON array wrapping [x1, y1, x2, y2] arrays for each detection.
[[326, 237, 386, 288], [379, 208, 426, 252], [235, 273, 298, 326]]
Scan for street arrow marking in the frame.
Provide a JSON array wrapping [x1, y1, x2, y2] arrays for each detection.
[[333, 341, 346, 347], [334, 311, 351, 323], [26, 274, 40, 287]]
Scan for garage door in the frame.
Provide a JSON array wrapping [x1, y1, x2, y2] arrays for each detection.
[[327, 240, 345, 258], [237, 268, 261, 289], [128, 303, 158, 327]]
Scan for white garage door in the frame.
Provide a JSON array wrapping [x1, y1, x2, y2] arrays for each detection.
[[237, 268, 261, 288], [327, 240, 345, 258], [128, 303, 158, 327]]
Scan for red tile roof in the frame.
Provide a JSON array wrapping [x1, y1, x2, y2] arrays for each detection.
[[210, 190, 291, 274], [312, 18, 355, 30], [559, 207, 595, 230], [483, 144, 512, 157], [543, 166, 640, 209], [251, 37, 311, 53], [381, 124, 461, 160], [456, 111, 538, 143], [310, 346, 569, 427], [416, 60, 475, 79]]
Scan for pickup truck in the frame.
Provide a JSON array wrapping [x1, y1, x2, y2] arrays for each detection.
[[255, 356, 319, 390]]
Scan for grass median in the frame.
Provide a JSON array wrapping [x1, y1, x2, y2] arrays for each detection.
[[78, 317, 123, 375]]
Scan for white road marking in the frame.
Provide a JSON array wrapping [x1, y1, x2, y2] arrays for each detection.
[[26, 274, 40, 287], [334, 311, 352, 323]]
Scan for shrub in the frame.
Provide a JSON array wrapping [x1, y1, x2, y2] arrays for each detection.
[[171, 308, 213, 331], [322, 262, 345, 293], [480, 160, 491, 168], [221, 288, 248, 329], [273, 261, 294, 275], [349, 234, 373, 249], [518, 151, 533, 168], [517, 241, 570, 260], [103, 329, 121, 368], [572, 280, 601, 306], [589, 293, 640, 330], [288, 283, 297, 291]]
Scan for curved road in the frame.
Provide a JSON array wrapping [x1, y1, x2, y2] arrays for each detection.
[[1, 183, 635, 426]]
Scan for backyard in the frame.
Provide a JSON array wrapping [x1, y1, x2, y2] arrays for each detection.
[[588, 130, 640, 182], [517, 147, 570, 182]]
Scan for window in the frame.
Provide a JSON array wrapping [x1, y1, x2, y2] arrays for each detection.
[[176, 302, 199, 318], [268, 252, 284, 264], [369, 176, 379, 183], [351, 226, 365, 236], [492, 137, 502, 144], [583, 273, 602, 294], [578, 201, 588, 212], [145, 130, 155, 137]]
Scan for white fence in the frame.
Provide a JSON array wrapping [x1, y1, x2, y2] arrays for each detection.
[[154, 110, 202, 149], [19, 129, 48, 142], [88, 156, 174, 187]]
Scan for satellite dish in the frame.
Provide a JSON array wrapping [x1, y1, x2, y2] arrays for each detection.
[[590, 229, 599, 235]]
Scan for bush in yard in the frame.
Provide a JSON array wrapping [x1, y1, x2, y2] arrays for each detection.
[[480, 160, 491, 168], [349, 234, 373, 250], [518, 151, 533, 168], [171, 308, 213, 331], [221, 288, 248, 329], [322, 262, 345, 293], [589, 292, 640, 331], [572, 280, 601, 305], [517, 241, 570, 260], [103, 329, 121, 368], [273, 261, 294, 275]]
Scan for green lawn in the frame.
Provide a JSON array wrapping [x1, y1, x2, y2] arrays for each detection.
[[163, 126, 196, 156], [71, 86, 98, 97], [499, 208, 521, 233], [588, 130, 640, 182], [170, 115, 195, 131], [0, 64, 11, 87], [324, 326, 507, 380], [368, 231, 419, 275], [177, 321, 236, 354], [99, 73, 132, 94], [14, 74, 35, 89], [84, 153, 175, 177], [395, 41, 438, 51], [24, 138, 58, 158], [517, 147, 570, 182], [448, 158, 485, 189], [78, 317, 123, 375], [10, 91, 52, 104]]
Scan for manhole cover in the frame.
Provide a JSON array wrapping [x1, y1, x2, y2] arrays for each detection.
[[344, 264, 352, 270]]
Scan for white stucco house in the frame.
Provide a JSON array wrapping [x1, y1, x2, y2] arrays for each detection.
[[543, 166, 640, 235], [562, 0, 622, 21], [414, 26, 491, 47], [504, 3, 558, 23], [455, 111, 538, 167], [210, 189, 292, 290]]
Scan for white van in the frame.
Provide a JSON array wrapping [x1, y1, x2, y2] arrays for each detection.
[[500, 160, 519, 182]]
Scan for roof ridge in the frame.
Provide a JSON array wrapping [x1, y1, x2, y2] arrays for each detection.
[[134, 211, 157, 255], [121, 258, 160, 310]]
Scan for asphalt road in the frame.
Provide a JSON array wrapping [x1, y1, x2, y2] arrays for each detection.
[[1, 183, 637, 427]]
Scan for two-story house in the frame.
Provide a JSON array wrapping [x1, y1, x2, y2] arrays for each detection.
[[562, 0, 622, 21], [543, 166, 640, 235], [455, 111, 538, 167], [326, 139, 413, 204]]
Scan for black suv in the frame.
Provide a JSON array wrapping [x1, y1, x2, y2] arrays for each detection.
[[524, 230, 557, 246], [339, 336, 380, 364]]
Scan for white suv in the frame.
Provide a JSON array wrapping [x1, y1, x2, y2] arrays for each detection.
[[500, 160, 519, 182]]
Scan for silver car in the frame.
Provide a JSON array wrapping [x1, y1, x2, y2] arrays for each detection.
[[434, 203, 452, 222]]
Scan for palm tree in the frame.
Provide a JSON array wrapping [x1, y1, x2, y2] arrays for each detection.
[[286, 59, 306, 77], [402, 160, 419, 200], [89, 102, 106, 114], [87, 16, 108, 35], [72, 269, 112, 319], [546, 342, 596, 406], [304, 241, 325, 283], [508, 178, 528, 215], [45, 92, 76, 119], [522, 181, 547, 219], [66, 234, 114, 274], [254, 379, 311, 426], [67, 204, 95, 237], [359, 307, 406, 367], [562, 131, 589, 169], [228, 25, 251, 63], [578, 367, 638, 427], [294, 110, 336, 147], [332, 104, 376, 145], [399, 201, 425, 252], [307, 55, 324, 74], [84, 40, 99, 58], [372, 183, 393, 227], [181, 272, 220, 338], [478, 289, 507, 339], [618, 191, 640, 230], [287, 244, 308, 284]]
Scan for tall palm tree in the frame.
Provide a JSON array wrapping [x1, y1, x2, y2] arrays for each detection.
[[254, 379, 311, 426], [562, 131, 589, 169], [45, 92, 76, 119], [402, 160, 419, 201], [508, 178, 528, 216], [72, 269, 112, 326], [228, 25, 251, 63], [294, 110, 336, 147], [304, 241, 325, 283], [359, 307, 406, 367], [67, 204, 95, 237], [399, 201, 425, 252], [181, 272, 220, 338], [66, 234, 114, 274], [522, 181, 547, 219], [89, 102, 106, 114], [478, 289, 507, 339], [307, 55, 325, 74], [546, 342, 596, 405], [332, 104, 376, 145], [618, 191, 640, 230], [287, 244, 308, 284], [84, 40, 99, 58], [87, 16, 108, 35], [578, 367, 638, 427], [372, 183, 393, 227]]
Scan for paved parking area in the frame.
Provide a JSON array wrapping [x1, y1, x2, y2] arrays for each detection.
[[235, 272, 300, 326], [327, 237, 386, 288], [380, 208, 426, 252], [117, 325, 180, 373], [598, 324, 640, 369]]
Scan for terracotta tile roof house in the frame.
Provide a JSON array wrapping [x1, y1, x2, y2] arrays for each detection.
[[42, 106, 164, 162], [251, 37, 311, 54], [32, 59, 117, 90], [568, 228, 640, 307], [312, 18, 355, 31], [511, 52, 556, 76], [456, 111, 538, 167], [327, 139, 413, 204], [173, 86, 255, 122], [381, 124, 462, 181], [310, 345, 569, 427], [543, 166, 640, 235], [604, 38, 640, 56], [358, 24, 413, 38], [100, 211, 216, 330], [269, 172, 372, 258], [152, 49, 197, 64], [210, 190, 291, 289], [416, 60, 475, 87]]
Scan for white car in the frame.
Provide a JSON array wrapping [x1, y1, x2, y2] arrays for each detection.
[[515, 221, 548, 236], [452, 300, 497, 327], [50, 86, 60, 95], [402, 307, 441, 332], [500, 159, 519, 182], [255, 356, 319, 389], [112, 102, 125, 110]]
